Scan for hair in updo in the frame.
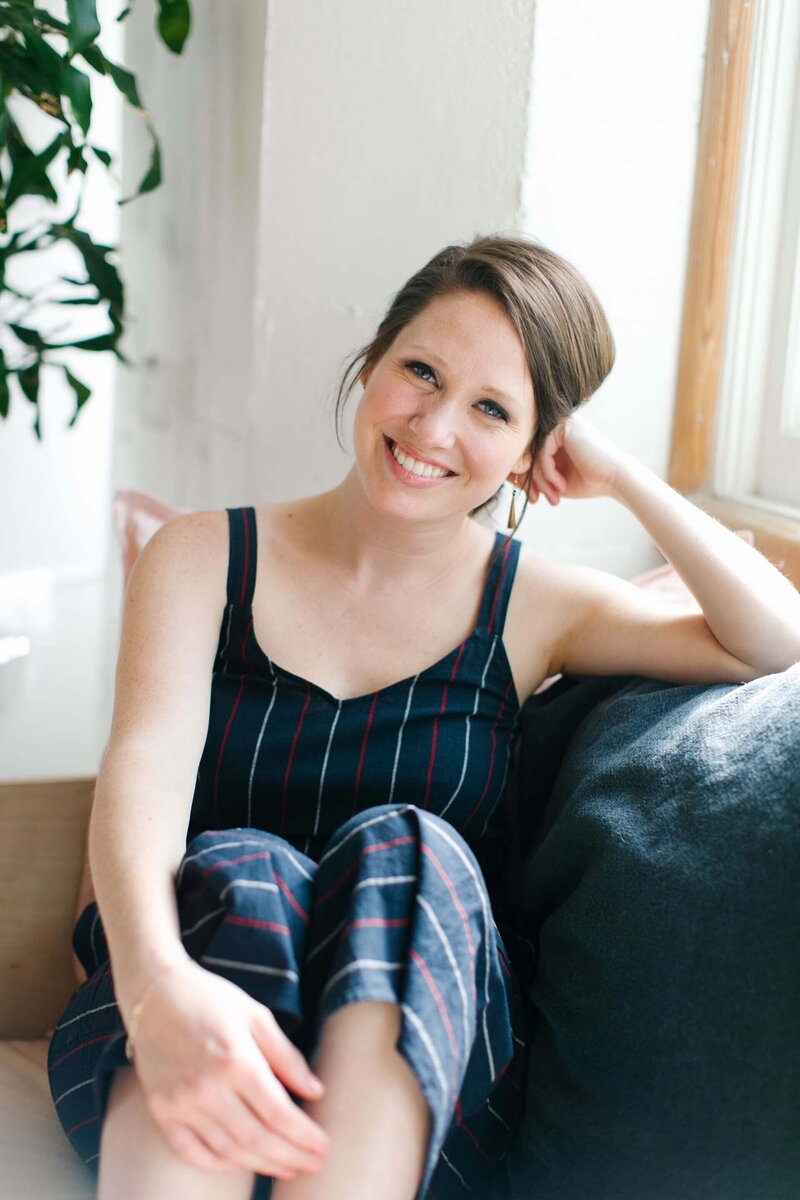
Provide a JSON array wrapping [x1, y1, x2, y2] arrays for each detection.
[[333, 231, 615, 558]]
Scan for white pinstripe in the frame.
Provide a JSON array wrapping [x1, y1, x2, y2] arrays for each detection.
[[318, 804, 419, 867], [180, 905, 225, 937], [401, 1000, 449, 1101], [219, 602, 233, 667], [247, 666, 279, 825], [177, 838, 266, 888], [487, 1102, 512, 1130], [388, 675, 420, 804], [52, 1077, 93, 1106], [421, 812, 498, 1083], [319, 958, 404, 1008], [199, 955, 299, 982], [440, 1148, 473, 1191], [440, 635, 499, 819], [305, 874, 417, 963], [89, 907, 100, 968], [53, 1000, 118, 1033], [303, 699, 342, 856], [219, 878, 278, 899], [416, 892, 471, 1054]]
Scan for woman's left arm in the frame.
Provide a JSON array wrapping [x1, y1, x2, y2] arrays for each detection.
[[533, 415, 800, 680]]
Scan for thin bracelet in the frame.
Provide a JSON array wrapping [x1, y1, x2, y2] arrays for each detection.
[[124, 959, 183, 1065]]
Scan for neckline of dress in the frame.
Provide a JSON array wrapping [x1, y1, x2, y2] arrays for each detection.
[[241, 529, 518, 707]]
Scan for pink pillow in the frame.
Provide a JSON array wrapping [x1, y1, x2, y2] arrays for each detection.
[[113, 489, 188, 585]]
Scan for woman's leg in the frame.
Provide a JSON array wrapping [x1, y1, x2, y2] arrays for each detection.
[[96, 1066, 256, 1200], [271, 999, 432, 1200]]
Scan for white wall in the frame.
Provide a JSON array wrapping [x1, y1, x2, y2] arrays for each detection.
[[0, 0, 713, 777], [518, 0, 711, 574], [113, 0, 711, 579]]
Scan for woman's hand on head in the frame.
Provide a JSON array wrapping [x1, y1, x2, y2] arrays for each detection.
[[527, 414, 629, 505], [128, 957, 330, 1181]]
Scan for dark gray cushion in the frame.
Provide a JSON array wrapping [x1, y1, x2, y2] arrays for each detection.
[[495, 664, 800, 1200]]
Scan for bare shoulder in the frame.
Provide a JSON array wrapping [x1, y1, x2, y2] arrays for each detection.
[[105, 508, 233, 785], [128, 507, 229, 611], [508, 546, 590, 683]]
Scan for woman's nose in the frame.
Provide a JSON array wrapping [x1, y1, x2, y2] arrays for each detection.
[[407, 395, 459, 449]]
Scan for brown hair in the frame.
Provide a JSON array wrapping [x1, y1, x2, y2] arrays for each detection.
[[332, 231, 615, 558]]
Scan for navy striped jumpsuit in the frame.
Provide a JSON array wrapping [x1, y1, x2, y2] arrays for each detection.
[[47, 506, 534, 1199]]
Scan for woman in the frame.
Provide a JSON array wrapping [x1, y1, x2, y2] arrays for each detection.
[[47, 233, 800, 1200]]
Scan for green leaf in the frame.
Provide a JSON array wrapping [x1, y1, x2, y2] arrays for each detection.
[[66, 0, 101, 58], [0, 349, 9, 419], [49, 222, 124, 315], [119, 116, 161, 202], [63, 364, 91, 425], [106, 57, 142, 108], [66, 141, 88, 173], [0, 40, 64, 119], [18, 360, 40, 403], [55, 294, 104, 305], [8, 322, 45, 350], [89, 143, 112, 166], [60, 60, 93, 134], [4, 126, 65, 207], [156, 0, 190, 54]]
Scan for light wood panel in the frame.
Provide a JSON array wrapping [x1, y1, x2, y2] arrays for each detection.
[[668, 0, 800, 588], [668, 0, 757, 492], [0, 778, 94, 1039]]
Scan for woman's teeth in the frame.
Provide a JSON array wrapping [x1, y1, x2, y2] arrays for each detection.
[[389, 439, 451, 478]]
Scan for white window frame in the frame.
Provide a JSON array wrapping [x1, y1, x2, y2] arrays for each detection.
[[713, 0, 800, 517]]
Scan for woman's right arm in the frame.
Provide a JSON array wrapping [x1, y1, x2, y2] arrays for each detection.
[[88, 511, 330, 1180], [88, 511, 225, 1024]]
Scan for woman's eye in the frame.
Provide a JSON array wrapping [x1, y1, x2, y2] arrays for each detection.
[[479, 399, 508, 422], [405, 361, 507, 421], [407, 360, 437, 384]]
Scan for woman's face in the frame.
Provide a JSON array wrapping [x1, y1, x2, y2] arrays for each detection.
[[353, 289, 536, 522]]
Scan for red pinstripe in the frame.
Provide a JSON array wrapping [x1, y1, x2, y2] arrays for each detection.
[[463, 677, 515, 831], [353, 691, 380, 815], [424, 642, 467, 810], [222, 915, 290, 935], [486, 537, 512, 635], [343, 917, 411, 934], [49, 1033, 112, 1071], [273, 871, 310, 923], [409, 946, 461, 1091], [66, 1114, 99, 1137], [420, 842, 477, 962], [213, 677, 246, 827], [238, 507, 250, 606], [315, 834, 418, 905], [202, 850, 272, 875]]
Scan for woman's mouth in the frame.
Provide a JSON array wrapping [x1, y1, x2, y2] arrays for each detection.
[[383, 435, 456, 486]]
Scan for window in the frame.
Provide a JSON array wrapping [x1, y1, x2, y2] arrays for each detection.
[[669, 0, 800, 584]]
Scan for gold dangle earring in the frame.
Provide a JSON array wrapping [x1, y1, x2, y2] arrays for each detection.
[[507, 476, 518, 530]]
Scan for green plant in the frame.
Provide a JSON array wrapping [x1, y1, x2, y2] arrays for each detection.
[[0, 0, 191, 438]]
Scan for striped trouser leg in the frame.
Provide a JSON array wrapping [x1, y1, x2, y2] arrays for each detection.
[[47, 805, 528, 1200]]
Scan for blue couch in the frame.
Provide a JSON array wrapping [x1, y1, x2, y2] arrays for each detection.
[[482, 664, 800, 1200]]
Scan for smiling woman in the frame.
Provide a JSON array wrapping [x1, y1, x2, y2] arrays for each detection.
[[45, 229, 800, 1200], [333, 233, 617, 556]]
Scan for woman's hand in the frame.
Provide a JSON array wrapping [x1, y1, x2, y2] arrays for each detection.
[[128, 957, 330, 1181], [527, 414, 631, 506]]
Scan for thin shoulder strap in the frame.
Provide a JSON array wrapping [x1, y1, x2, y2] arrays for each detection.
[[476, 530, 522, 638], [225, 506, 258, 607]]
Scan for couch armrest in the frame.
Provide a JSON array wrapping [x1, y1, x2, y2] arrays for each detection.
[[0, 777, 94, 1038]]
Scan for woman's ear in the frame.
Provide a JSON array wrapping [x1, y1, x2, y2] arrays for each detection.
[[359, 362, 373, 388], [508, 447, 533, 483]]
